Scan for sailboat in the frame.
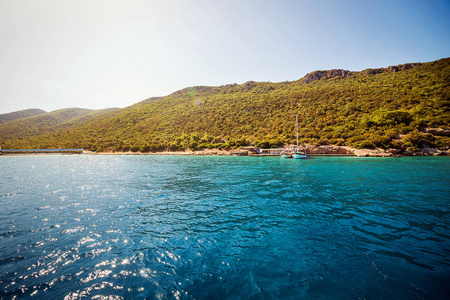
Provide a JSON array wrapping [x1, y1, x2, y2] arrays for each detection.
[[291, 114, 307, 159], [280, 149, 292, 158]]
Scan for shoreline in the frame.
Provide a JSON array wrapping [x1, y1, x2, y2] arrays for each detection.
[[2, 145, 449, 157], [86, 145, 450, 157]]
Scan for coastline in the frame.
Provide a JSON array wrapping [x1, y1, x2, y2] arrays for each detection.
[[4, 145, 448, 157], [79, 145, 450, 157]]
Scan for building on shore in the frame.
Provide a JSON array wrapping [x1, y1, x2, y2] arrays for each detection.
[[257, 148, 286, 156]]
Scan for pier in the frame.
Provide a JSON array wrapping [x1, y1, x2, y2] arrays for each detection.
[[0, 148, 83, 155]]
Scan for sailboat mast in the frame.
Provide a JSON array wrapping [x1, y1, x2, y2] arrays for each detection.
[[296, 113, 299, 151]]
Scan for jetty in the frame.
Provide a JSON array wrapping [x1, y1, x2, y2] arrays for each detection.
[[0, 148, 83, 155]]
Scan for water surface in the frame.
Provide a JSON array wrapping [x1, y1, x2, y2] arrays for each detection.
[[0, 155, 449, 299]]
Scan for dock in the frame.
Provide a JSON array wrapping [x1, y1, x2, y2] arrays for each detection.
[[0, 148, 83, 155]]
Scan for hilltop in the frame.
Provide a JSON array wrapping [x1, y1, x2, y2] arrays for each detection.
[[0, 109, 47, 125], [0, 58, 449, 155], [0, 108, 118, 142]]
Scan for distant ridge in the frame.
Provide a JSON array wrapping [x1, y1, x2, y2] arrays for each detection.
[[0, 108, 118, 141], [0, 109, 47, 124]]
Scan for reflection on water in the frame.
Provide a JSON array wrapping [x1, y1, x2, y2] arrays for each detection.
[[0, 155, 449, 299]]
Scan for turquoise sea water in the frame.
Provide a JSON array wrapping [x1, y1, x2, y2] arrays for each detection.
[[0, 155, 449, 299]]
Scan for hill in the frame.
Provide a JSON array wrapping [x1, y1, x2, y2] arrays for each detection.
[[0, 109, 47, 124], [0, 58, 449, 153], [0, 108, 118, 143]]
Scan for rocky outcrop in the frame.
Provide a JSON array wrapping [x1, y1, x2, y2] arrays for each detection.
[[362, 68, 384, 76], [301, 69, 349, 84], [362, 63, 422, 76], [301, 62, 423, 83], [388, 63, 422, 72], [425, 128, 450, 136]]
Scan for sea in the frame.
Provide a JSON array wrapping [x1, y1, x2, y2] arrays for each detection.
[[0, 155, 449, 299]]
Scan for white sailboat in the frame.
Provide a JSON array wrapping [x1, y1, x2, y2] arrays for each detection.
[[291, 114, 307, 159], [280, 149, 292, 158]]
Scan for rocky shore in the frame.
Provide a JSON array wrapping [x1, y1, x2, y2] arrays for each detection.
[[300, 145, 449, 157], [345, 146, 449, 157], [85, 145, 449, 157]]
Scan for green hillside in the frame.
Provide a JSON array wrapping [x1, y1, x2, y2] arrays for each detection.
[[0, 108, 118, 143], [1, 58, 449, 152], [0, 109, 47, 124]]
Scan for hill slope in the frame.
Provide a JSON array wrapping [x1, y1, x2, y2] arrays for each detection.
[[1, 58, 449, 152], [0, 109, 47, 124], [0, 108, 119, 143]]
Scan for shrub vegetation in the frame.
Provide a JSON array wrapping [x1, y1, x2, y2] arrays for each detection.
[[1, 58, 449, 151]]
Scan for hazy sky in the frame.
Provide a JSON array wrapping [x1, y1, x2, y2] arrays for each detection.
[[1, 0, 449, 114]]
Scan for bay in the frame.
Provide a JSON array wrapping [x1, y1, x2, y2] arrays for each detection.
[[0, 155, 449, 299]]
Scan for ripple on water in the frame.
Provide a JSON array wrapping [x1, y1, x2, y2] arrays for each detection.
[[0, 156, 449, 299]]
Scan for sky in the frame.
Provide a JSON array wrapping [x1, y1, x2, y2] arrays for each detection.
[[0, 0, 449, 114]]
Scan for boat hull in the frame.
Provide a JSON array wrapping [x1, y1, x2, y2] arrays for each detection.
[[281, 154, 292, 158], [292, 153, 307, 159]]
